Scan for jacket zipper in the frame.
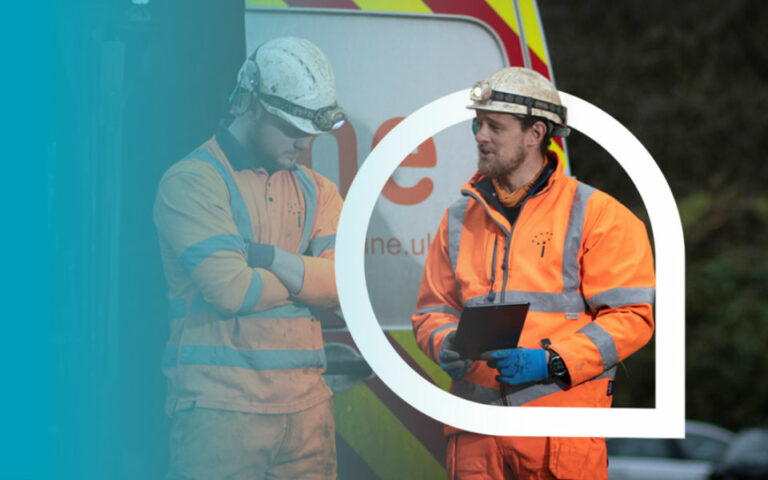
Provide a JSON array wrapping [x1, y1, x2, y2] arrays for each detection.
[[499, 196, 531, 303], [486, 237, 499, 302], [463, 188, 532, 407]]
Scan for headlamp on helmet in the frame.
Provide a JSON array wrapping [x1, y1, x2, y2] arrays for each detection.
[[467, 67, 571, 137], [230, 37, 347, 135], [259, 93, 347, 132], [470, 81, 492, 103]]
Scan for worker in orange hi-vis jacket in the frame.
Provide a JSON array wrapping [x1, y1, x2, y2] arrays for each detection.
[[154, 37, 346, 480], [412, 67, 655, 480]]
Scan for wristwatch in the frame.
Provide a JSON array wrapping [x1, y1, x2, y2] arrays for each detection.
[[548, 350, 568, 378]]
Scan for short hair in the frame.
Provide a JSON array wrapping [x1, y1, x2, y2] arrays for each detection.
[[519, 115, 553, 156]]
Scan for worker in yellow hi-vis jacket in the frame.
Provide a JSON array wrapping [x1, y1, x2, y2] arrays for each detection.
[[154, 37, 346, 480]]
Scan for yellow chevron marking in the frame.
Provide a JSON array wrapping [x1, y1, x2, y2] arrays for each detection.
[[484, 0, 521, 35], [353, 0, 432, 13], [335, 383, 446, 479], [549, 140, 568, 171], [389, 330, 451, 391], [247, 0, 288, 7], [519, 0, 548, 65]]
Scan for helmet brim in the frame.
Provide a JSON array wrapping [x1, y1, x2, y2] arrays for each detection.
[[466, 103, 569, 137], [261, 101, 323, 135]]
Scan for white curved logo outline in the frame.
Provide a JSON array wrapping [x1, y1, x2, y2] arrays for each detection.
[[335, 89, 685, 438]]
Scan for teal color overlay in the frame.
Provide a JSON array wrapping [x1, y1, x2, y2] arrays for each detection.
[[163, 345, 327, 370], [46, 2, 251, 478], [179, 233, 247, 275], [3, 2, 48, 479]]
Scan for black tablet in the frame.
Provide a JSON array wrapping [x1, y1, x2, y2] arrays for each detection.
[[453, 303, 530, 360]]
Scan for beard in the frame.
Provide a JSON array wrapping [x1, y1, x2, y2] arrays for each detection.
[[477, 144, 526, 178], [244, 136, 298, 173], [270, 153, 298, 171]]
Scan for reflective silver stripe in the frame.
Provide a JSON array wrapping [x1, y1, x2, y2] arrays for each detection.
[[447, 197, 469, 272], [452, 378, 567, 406], [293, 167, 317, 255], [586, 287, 655, 311], [429, 323, 458, 363], [307, 234, 335, 256], [185, 293, 307, 318], [562, 183, 595, 293], [579, 322, 619, 371], [466, 291, 587, 314], [416, 305, 461, 318], [239, 303, 312, 319], [447, 197, 470, 300], [455, 183, 594, 314], [452, 366, 617, 405], [189, 149, 254, 241], [239, 270, 264, 314], [183, 277, 265, 316], [179, 234, 246, 276]]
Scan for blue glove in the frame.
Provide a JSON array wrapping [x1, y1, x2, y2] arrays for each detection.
[[481, 348, 548, 385], [439, 331, 473, 381], [246, 241, 275, 268]]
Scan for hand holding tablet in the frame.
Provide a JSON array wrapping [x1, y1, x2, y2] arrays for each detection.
[[453, 303, 530, 360]]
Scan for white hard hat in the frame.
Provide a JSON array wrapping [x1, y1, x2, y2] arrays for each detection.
[[234, 37, 347, 134], [468, 67, 569, 137]]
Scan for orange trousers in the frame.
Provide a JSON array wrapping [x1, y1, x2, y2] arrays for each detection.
[[167, 399, 336, 480], [446, 433, 607, 480]]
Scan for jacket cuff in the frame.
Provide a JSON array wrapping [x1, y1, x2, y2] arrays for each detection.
[[548, 339, 605, 386], [430, 325, 458, 363], [294, 255, 338, 308]]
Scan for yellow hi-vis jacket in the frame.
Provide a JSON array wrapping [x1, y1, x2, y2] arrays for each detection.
[[413, 158, 655, 423], [154, 133, 342, 415]]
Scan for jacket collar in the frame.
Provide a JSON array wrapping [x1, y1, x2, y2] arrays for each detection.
[[461, 152, 563, 231], [215, 119, 254, 171], [462, 151, 562, 201]]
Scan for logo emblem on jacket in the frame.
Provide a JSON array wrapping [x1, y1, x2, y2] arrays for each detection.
[[532, 232, 553, 258]]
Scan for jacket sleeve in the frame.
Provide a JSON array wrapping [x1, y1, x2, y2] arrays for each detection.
[[412, 211, 464, 364], [154, 160, 290, 316], [292, 173, 343, 308], [549, 191, 655, 386]]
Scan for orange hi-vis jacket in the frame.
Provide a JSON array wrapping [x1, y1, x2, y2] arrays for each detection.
[[154, 129, 342, 416], [413, 159, 655, 422]]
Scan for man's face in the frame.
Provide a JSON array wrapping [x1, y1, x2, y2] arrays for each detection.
[[247, 109, 316, 171], [474, 110, 528, 178]]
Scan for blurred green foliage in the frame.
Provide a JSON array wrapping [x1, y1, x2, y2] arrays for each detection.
[[540, 0, 768, 430], [684, 192, 768, 428]]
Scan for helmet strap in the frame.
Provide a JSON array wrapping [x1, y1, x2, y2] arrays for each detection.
[[259, 92, 346, 132], [489, 90, 567, 125]]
